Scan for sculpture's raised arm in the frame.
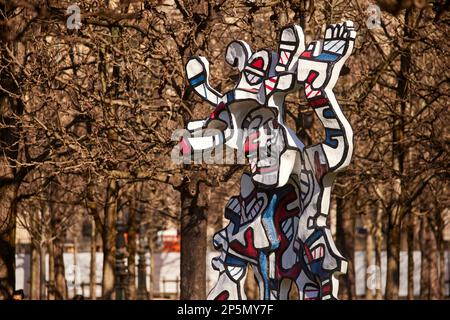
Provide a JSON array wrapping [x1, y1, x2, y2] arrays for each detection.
[[180, 41, 257, 155], [185, 56, 223, 107], [297, 21, 356, 173]]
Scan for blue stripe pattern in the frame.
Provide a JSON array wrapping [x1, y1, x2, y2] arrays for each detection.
[[262, 194, 280, 251], [189, 74, 205, 86], [317, 52, 339, 62], [322, 107, 335, 119], [325, 128, 343, 148], [258, 253, 270, 300]]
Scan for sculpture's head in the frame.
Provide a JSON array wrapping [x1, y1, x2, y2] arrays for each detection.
[[242, 110, 288, 187]]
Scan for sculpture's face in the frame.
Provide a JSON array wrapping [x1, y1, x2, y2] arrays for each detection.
[[242, 109, 288, 187]]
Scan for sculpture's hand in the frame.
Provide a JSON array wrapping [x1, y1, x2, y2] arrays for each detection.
[[185, 56, 223, 106], [297, 21, 356, 91], [275, 24, 305, 73]]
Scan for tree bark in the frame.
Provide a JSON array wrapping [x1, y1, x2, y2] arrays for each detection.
[[49, 191, 67, 300], [136, 201, 149, 300], [419, 211, 441, 300], [436, 204, 446, 298], [428, 206, 443, 299], [335, 194, 356, 300], [385, 214, 401, 300], [90, 218, 97, 300], [127, 202, 137, 300], [385, 7, 416, 300], [0, 183, 18, 299], [420, 217, 430, 299], [438, 241, 446, 299], [47, 241, 55, 300], [30, 242, 40, 299], [39, 243, 46, 299], [0, 29, 24, 300], [179, 180, 207, 300], [148, 230, 155, 300], [374, 202, 384, 299], [53, 237, 67, 300], [86, 178, 98, 300], [102, 179, 118, 299], [407, 213, 415, 299], [428, 232, 440, 299], [362, 204, 375, 300]]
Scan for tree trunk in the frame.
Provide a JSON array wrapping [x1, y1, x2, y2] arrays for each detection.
[[420, 217, 430, 299], [385, 214, 401, 300], [0, 183, 18, 299], [407, 213, 415, 299], [179, 181, 207, 300], [136, 231, 148, 300], [148, 229, 156, 300], [374, 202, 384, 299], [136, 204, 149, 300], [427, 207, 442, 300], [102, 179, 118, 299], [363, 204, 375, 300], [47, 242, 55, 300], [30, 243, 40, 299], [430, 205, 446, 299], [127, 203, 137, 300], [419, 215, 440, 300], [49, 191, 67, 300], [385, 7, 416, 300], [53, 238, 67, 300], [438, 242, 446, 299], [0, 37, 24, 300], [429, 232, 440, 299], [86, 178, 98, 300], [335, 195, 356, 300], [90, 218, 97, 300], [114, 194, 129, 300], [292, 0, 314, 43], [39, 244, 46, 299], [29, 205, 41, 300], [72, 239, 79, 298]]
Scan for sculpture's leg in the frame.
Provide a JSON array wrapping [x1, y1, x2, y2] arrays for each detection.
[[207, 255, 249, 300], [251, 259, 279, 300], [302, 228, 348, 299], [295, 269, 321, 300], [257, 193, 286, 300]]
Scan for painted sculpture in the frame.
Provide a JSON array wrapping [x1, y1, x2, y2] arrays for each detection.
[[179, 21, 356, 300]]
